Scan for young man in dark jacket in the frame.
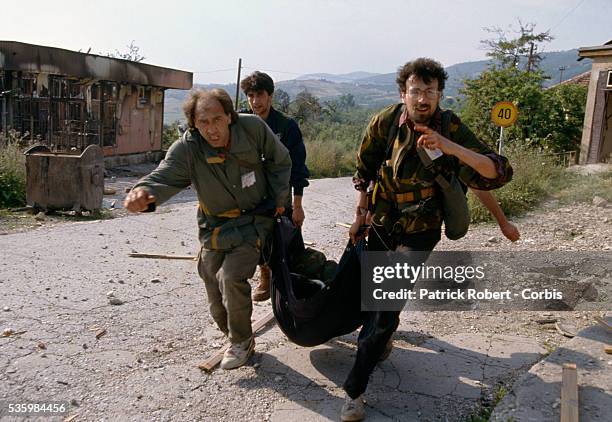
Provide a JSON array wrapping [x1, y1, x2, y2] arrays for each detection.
[[241, 71, 310, 301]]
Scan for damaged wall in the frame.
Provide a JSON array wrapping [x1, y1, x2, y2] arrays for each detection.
[[0, 41, 192, 157]]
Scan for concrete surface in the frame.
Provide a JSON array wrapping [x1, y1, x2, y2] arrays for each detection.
[[491, 317, 612, 422], [0, 176, 609, 421]]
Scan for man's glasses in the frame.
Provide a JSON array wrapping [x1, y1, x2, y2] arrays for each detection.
[[406, 88, 440, 99]]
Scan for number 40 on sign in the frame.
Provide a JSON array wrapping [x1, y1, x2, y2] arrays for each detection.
[[490, 101, 518, 154], [491, 101, 518, 127]]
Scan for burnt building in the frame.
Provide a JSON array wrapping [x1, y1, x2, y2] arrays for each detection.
[[0, 41, 192, 164]]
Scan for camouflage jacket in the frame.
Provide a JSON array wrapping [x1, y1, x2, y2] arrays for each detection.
[[353, 104, 513, 235], [133, 114, 292, 250]]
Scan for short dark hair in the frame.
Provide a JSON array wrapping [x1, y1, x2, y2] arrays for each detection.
[[182, 88, 238, 128], [240, 71, 275, 95], [396, 58, 448, 93]]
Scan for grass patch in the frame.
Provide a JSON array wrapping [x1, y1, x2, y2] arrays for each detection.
[[547, 169, 612, 204], [469, 144, 611, 223], [305, 141, 355, 178], [465, 384, 513, 422], [0, 132, 27, 208]]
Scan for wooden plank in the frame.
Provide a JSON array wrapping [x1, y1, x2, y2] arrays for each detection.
[[336, 222, 351, 228], [128, 253, 196, 260], [560, 363, 579, 422], [594, 316, 612, 332], [198, 311, 275, 372], [604, 345, 612, 355]]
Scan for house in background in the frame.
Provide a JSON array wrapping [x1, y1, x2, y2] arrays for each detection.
[[0, 41, 192, 166], [578, 40, 612, 164]]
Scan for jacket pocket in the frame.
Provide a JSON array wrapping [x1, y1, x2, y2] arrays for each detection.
[[202, 224, 244, 251]]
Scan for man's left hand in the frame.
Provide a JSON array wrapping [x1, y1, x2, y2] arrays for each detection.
[[414, 124, 456, 156], [500, 221, 520, 242], [292, 206, 305, 228], [274, 206, 285, 217]]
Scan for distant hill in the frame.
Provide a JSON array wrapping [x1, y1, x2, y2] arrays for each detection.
[[164, 49, 591, 122], [295, 71, 380, 83]]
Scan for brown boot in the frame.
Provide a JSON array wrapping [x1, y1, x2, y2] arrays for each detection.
[[252, 265, 271, 302]]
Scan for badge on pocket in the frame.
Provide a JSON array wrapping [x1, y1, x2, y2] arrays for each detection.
[[241, 171, 256, 188]]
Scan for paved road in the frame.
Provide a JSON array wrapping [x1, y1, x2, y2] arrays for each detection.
[[0, 177, 560, 421]]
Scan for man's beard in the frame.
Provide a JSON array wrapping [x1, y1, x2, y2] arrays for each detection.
[[409, 105, 434, 123]]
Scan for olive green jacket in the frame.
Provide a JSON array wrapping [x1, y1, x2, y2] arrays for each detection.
[[133, 114, 291, 250]]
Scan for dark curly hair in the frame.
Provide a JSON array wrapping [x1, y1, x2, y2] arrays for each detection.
[[396, 58, 448, 93], [240, 71, 275, 95], [182, 88, 238, 129]]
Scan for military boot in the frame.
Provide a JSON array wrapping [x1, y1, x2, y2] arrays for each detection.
[[252, 264, 271, 302]]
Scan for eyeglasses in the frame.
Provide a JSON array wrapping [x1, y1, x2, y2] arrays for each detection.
[[406, 88, 440, 99]]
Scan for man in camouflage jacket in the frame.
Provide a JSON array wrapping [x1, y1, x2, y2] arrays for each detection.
[[341, 58, 513, 421]]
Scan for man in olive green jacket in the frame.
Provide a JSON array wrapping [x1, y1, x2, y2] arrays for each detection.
[[124, 88, 291, 370]]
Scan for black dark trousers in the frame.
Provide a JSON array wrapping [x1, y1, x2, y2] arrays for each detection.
[[343, 227, 441, 399]]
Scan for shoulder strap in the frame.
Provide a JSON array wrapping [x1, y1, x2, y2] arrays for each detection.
[[416, 109, 455, 190], [385, 104, 405, 158], [441, 110, 452, 140], [182, 130, 194, 182]]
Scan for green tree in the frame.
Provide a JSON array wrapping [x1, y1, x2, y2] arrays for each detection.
[[459, 66, 546, 146], [290, 90, 321, 123], [273, 89, 290, 113], [459, 67, 587, 153], [162, 121, 181, 150], [537, 84, 587, 152], [481, 21, 553, 71]]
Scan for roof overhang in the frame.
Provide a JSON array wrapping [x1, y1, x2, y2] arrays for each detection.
[[0, 41, 192, 90], [578, 44, 612, 59]]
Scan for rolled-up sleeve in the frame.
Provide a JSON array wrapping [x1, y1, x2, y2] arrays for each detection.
[[454, 124, 513, 191]]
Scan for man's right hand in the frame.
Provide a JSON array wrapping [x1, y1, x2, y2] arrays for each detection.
[[124, 188, 156, 213], [349, 215, 367, 245]]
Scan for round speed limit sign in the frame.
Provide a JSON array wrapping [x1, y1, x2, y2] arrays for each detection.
[[491, 102, 518, 127]]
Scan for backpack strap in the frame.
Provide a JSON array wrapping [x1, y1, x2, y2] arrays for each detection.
[[385, 104, 405, 158]]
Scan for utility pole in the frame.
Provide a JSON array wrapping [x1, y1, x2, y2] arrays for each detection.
[[526, 42, 535, 72], [559, 66, 567, 84], [234, 58, 242, 111]]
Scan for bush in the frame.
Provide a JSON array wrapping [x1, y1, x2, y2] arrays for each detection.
[[306, 141, 355, 178], [162, 121, 182, 150], [0, 131, 27, 208], [468, 143, 564, 222]]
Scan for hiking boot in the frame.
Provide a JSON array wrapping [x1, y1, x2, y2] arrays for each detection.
[[220, 336, 255, 370], [341, 394, 365, 421], [252, 265, 271, 302], [379, 337, 393, 361]]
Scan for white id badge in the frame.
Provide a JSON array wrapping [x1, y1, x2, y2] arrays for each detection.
[[241, 171, 256, 188], [425, 147, 444, 160]]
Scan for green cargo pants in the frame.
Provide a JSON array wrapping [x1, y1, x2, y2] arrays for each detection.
[[197, 242, 260, 344]]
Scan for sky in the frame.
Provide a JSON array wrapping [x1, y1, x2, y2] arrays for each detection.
[[2, 0, 610, 84]]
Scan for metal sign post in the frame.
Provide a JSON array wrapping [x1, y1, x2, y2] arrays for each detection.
[[498, 126, 504, 154]]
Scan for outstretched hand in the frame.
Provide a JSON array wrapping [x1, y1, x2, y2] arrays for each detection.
[[124, 188, 156, 212]]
